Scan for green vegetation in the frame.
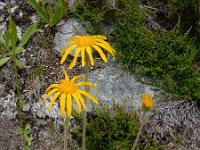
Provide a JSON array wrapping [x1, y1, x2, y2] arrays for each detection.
[[16, 123, 33, 149], [72, 0, 114, 34], [25, 0, 68, 27], [168, 0, 199, 34], [72, 104, 163, 149], [0, 17, 41, 67], [73, 0, 200, 100]]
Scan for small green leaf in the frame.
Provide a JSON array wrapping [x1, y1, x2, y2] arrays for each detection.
[[15, 59, 25, 68], [16, 128, 24, 135], [18, 24, 42, 48], [0, 57, 10, 66], [26, 136, 33, 146], [4, 29, 11, 51], [25, 123, 31, 130], [9, 18, 17, 49], [25, 0, 49, 22], [15, 47, 24, 54], [50, 0, 67, 26], [0, 31, 5, 46]]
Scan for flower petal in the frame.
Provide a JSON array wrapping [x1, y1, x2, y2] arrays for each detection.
[[61, 66, 69, 81], [86, 46, 94, 66], [45, 84, 59, 93], [41, 88, 58, 105], [69, 48, 82, 70], [60, 41, 75, 56], [81, 48, 86, 67], [67, 94, 72, 117], [72, 94, 81, 113], [92, 45, 108, 63], [79, 90, 99, 104], [94, 35, 107, 40], [68, 36, 77, 42], [60, 45, 78, 64], [71, 75, 84, 82], [76, 82, 94, 87], [47, 92, 61, 110], [60, 93, 66, 116], [77, 93, 87, 111], [96, 42, 115, 56]]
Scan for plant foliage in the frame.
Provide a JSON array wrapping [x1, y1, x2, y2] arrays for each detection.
[[111, 0, 200, 100], [25, 0, 68, 27], [72, 104, 139, 150], [0, 16, 41, 68]]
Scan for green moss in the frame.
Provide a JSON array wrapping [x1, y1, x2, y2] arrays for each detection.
[[110, 0, 200, 100], [71, 0, 200, 100], [72, 104, 164, 149]]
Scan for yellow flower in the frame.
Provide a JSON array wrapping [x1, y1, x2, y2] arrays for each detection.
[[60, 35, 116, 69], [141, 93, 154, 110], [41, 66, 99, 117]]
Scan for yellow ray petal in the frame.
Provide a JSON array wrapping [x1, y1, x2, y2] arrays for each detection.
[[47, 92, 61, 110], [61, 66, 69, 81], [96, 42, 115, 56], [59, 93, 66, 116], [79, 90, 99, 104], [68, 36, 77, 42], [92, 45, 108, 63], [69, 48, 82, 70], [81, 48, 86, 67], [60, 45, 78, 64], [86, 46, 94, 66], [72, 94, 81, 113], [77, 93, 87, 111], [45, 84, 59, 93], [71, 75, 84, 82], [76, 82, 94, 87], [41, 89, 58, 105], [94, 35, 107, 40], [67, 94, 72, 117], [60, 41, 76, 56]]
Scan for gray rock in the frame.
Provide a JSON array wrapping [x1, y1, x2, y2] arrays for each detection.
[[0, 90, 17, 119], [36, 119, 48, 126], [33, 62, 166, 118], [30, 14, 39, 24], [10, 6, 18, 14], [88, 62, 162, 111], [32, 97, 62, 119], [0, 14, 4, 22], [16, 26, 22, 40], [38, 130, 49, 141], [0, 2, 6, 10], [0, 21, 7, 35], [23, 103, 31, 112], [54, 18, 86, 56]]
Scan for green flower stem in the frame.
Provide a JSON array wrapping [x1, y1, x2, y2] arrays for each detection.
[[82, 54, 90, 150], [64, 115, 70, 150], [131, 112, 146, 150]]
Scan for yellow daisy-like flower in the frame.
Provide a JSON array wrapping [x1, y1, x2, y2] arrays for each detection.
[[141, 93, 154, 110], [41, 67, 99, 117], [60, 35, 116, 69]]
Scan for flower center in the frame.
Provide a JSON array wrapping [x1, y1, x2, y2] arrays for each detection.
[[75, 36, 96, 47], [58, 80, 78, 94]]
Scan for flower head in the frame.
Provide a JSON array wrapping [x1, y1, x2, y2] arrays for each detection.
[[41, 66, 99, 117], [141, 93, 154, 110], [60, 35, 116, 69]]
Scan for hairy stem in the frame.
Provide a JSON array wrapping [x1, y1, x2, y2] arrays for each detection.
[[82, 54, 89, 150], [131, 112, 145, 150], [64, 115, 69, 150]]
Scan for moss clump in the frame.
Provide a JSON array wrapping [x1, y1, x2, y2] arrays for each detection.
[[72, 0, 200, 100], [111, 0, 200, 100]]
